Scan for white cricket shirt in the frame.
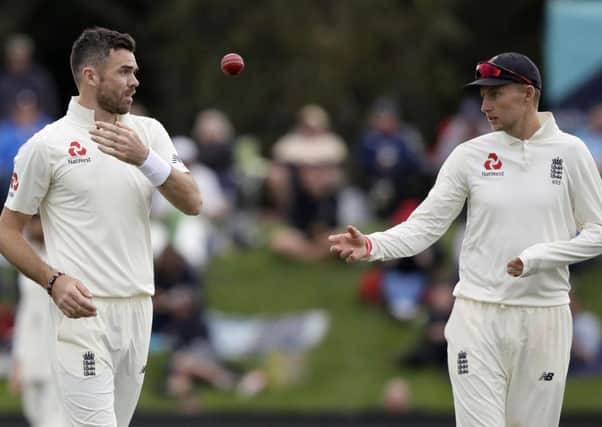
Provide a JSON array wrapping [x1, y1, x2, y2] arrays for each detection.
[[5, 98, 188, 297], [367, 112, 602, 306]]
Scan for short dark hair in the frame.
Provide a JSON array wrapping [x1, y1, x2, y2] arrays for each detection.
[[70, 27, 136, 88]]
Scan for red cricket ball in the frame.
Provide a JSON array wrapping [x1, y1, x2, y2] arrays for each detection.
[[220, 53, 245, 76]]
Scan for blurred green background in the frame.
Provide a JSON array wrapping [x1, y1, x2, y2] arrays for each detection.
[[1, 0, 544, 145]]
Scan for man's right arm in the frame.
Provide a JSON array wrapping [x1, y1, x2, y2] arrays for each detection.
[[0, 208, 54, 288], [0, 207, 97, 318], [367, 145, 469, 261]]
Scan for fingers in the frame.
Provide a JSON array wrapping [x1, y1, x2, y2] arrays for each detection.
[[76, 282, 93, 298], [95, 121, 122, 134], [115, 121, 133, 132], [506, 258, 524, 277], [347, 225, 361, 238], [339, 248, 353, 260], [55, 280, 97, 318], [328, 233, 346, 243], [89, 128, 127, 149]]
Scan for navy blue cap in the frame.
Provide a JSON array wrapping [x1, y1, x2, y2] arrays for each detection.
[[465, 52, 542, 90]]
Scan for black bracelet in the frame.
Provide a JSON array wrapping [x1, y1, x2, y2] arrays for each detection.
[[47, 272, 64, 296]]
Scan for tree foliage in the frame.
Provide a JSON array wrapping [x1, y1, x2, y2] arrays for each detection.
[[0, 0, 544, 148]]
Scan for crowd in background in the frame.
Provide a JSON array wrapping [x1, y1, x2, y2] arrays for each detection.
[[0, 32, 602, 419]]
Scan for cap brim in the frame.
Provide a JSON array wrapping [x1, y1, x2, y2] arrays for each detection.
[[464, 77, 516, 88]]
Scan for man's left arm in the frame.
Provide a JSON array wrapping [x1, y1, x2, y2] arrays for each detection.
[[156, 169, 201, 215], [90, 120, 201, 215], [513, 139, 602, 277]]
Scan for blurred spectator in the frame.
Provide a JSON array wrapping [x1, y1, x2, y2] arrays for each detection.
[[355, 98, 428, 217], [151, 136, 230, 270], [430, 97, 489, 169], [268, 104, 348, 262], [149, 243, 329, 412], [569, 294, 602, 376], [383, 377, 412, 413], [152, 245, 264, 413], [398, 281, 453, 369], [574, 103, 602, 174], [233, 134, 269, 211], [0, 34, 58, 120], [0, 89, 51, 203], [191, 109, 237, 202], [9, 216, 63, 426]]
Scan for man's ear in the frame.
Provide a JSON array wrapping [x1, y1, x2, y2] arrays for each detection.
[[525, 85, 535, 104], [82, 66, 99, 88]]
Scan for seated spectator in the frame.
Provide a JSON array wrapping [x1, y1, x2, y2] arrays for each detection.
[[152, 245, 266, 413], [268, 105, 348, 262], [355, 98, 428, 217], [151, 136, 231, 271], [383, 377, 412, 413], [398, 281, 453, 369], [191, 109, 238, 202]]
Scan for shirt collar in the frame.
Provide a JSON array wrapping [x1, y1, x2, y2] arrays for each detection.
[[502, 112, 560, 145], [66, 97, 127, 125]]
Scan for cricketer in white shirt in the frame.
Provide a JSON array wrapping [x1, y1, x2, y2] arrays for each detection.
[[332, 109, 602, 427], [367, 111, 602, 307], [3, 98, 193, 426], [0, 27, 201, 427]]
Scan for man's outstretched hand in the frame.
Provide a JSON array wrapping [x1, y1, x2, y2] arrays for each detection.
[[328, 225, 370, 263]]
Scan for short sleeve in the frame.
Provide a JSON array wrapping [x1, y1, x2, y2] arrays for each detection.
[[150, 119, 189, 173], [4, 138, 51, 214]]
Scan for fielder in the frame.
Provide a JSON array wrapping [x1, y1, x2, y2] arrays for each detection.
[[0, 27, 201, 426], [9, 216, 63, 427], [329, 52, 602, 426]]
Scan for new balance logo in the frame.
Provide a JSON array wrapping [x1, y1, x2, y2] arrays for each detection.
[[83, 351, 96, 376], [539, 372, 554, 381], [457, 351, 469, 375]]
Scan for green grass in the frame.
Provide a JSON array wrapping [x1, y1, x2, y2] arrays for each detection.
[[1, 243, 602, 414]]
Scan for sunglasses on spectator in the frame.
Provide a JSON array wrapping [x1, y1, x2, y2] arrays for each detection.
[[475, 62, 534, 86]]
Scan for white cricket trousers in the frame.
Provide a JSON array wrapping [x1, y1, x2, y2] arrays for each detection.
[[22, 380, 64, 427], [445, 298, 572, 427], [49, 295, 153, 427]]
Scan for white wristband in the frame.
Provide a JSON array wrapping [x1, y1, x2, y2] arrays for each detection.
[[138, 149, 171, 186]]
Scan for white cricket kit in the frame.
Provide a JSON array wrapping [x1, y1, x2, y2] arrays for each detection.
[[366, 112, 602, 426], [7, 98, 188, 297], [13, 246, 64, 427], [5, 98, 189, 427]]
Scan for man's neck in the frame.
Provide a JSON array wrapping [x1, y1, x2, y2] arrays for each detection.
[[77, 93, 115, 123], [507, 111, 541, 140]]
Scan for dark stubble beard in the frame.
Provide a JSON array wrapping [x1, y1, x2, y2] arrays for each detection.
[[97, 81, 130, 115]]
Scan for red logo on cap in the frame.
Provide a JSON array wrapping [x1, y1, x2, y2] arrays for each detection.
[[10, 172, 19, 191], [484, 153, 502, 170], [68, 141, 87, 157]]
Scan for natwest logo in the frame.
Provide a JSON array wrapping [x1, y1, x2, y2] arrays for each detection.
[[68, 141, 87, 157], [67, 141, 91, 165], [9, 172, 19, 192], [482, 153, 504, 177], [484, 153, 502, 170]]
